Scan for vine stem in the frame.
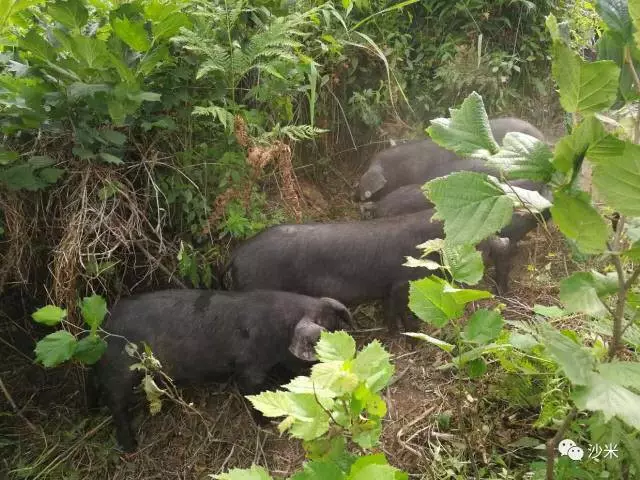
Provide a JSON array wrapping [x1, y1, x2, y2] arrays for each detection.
[[546, 408, 577, 480]]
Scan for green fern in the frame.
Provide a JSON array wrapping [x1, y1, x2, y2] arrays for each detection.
[[260, 124, 328, 143]]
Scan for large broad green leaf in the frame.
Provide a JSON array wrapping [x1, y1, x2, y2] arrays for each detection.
[[553, 116, 606, 174], [0, 0, 45, 23], [551, 40, 619, 115], [20, 30, 56, 62], [487, 133, 554, 182], [34, 330, 78, 368], [550, 190, 609, 254], [310, 362, 359, 396], [32, 305, 67, 326], [597, 361, 640, 387], [290, 461, 345, 480], [67, 83, 110, 100], [536, 325, 595, 385], [596, 0, 633, 41], [533, 305, 566, 319], [70, 36, 110, 69], [314, 331, 356, 362], [151, 13, 190, 41], [573, 373, 640, 429], [442, 243, 484, 285], [80, 294, 107, 331], [560, 271, 619, 318], [465, 358, 487, 378], [493, 179, 552, 212], [427, 92, 499, 157], [247, 391, 331, 440], [425, 172, 513, 245], [47, 0, 88, 30], [630, 0, 640, 47], [112, 17, 151, 52], [351, 341, 394, 393], [214, 465, 273, 480], [586, 137, 640, 217], [282, 376, 335, 398], [408, 277, 465, 327], [73, 335, 107, 365], [0, 164, 48, 191], [461, 309, 504, 344], [347, 454, 407, 480]]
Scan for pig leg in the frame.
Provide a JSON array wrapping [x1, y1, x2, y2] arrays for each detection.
[[237, 367, 271, 426], [106, 389, 137, 452], [488, 237, 515, 295], [384, 282, 418, 333]]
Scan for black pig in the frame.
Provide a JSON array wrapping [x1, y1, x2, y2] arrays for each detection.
[[93, 289, 351, 452], [356, 117, 545, 202], [361, 179, 546, 219], [227, 210, 520, 334]]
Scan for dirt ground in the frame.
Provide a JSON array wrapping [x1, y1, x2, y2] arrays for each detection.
[[0, 116, 573, 479]]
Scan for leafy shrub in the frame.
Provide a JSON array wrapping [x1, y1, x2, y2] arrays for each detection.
[[213, 331, 408, 479], [405, 1, 640, 473]]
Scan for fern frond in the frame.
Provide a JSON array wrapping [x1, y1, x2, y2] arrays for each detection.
[[261, 124, 328, 143], [192, 105, 235, 131]]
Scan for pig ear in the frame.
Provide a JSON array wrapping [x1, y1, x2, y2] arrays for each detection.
[[320, 297, 353, 327], [289, 317, 324, 362], [360, 171, 386, 200]]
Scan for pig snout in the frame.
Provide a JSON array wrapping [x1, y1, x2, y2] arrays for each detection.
[[359, 202, 376, 219]]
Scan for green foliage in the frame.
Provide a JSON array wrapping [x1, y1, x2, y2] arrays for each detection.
[[218, 332, 406, 479], [32, 294, 109, 368]]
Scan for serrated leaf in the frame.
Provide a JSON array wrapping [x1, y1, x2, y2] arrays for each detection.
[[443, 243, 484, 285], [112, 17, 151, 52], [98, 152, 123, 165], [348, 458, 407, 480], [47, 0, 88, 29], [597, 361, 640, 387], [550, 190, 608, 254], [39, 168, 65, 184], [246, 390, 293, 417], [425, 172, 513, 245], [586, 137, 640, 217], [560, 271, 618, 318], [403, 332, 455, 352], [20, 30, 55, 62], [487, 133, 554, 182], [152, 13, 190, 40], [492, 179, 552, 212], [310, 361, 359, 395], [533, 305, 566, 318], [553, 116, 606, 174], [213, 465, 273, 480], [443, 284, 493, 304], [596, 0, 633, 41], [462, 309, 504, 344], [403, 256, 441, 270], [0, 164, 47, 191], [32, 305, 67, 326], [73, 335, 107, 365], [0, 150, 18, 166], [409, 276, 465, 327], [34, 331, 77, 368], [427, 92, 499, 157], [315, 331, 356, 362], [466, 358, 487, 378], [551, 40, 619, 115], [282, 376, 335, 397], [70, 36, 109, 69], [351, 341, 394, 393], [80, 294, 107, 330], [536, 325, 595, 385], [290, 461, 344, 480], [99, 130, 127, 146], [573, 373, 640, 429], [351, 421, 382, 450]]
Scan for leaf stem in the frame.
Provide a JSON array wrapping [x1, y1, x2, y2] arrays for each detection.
[[624, 46, 640, 95]]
